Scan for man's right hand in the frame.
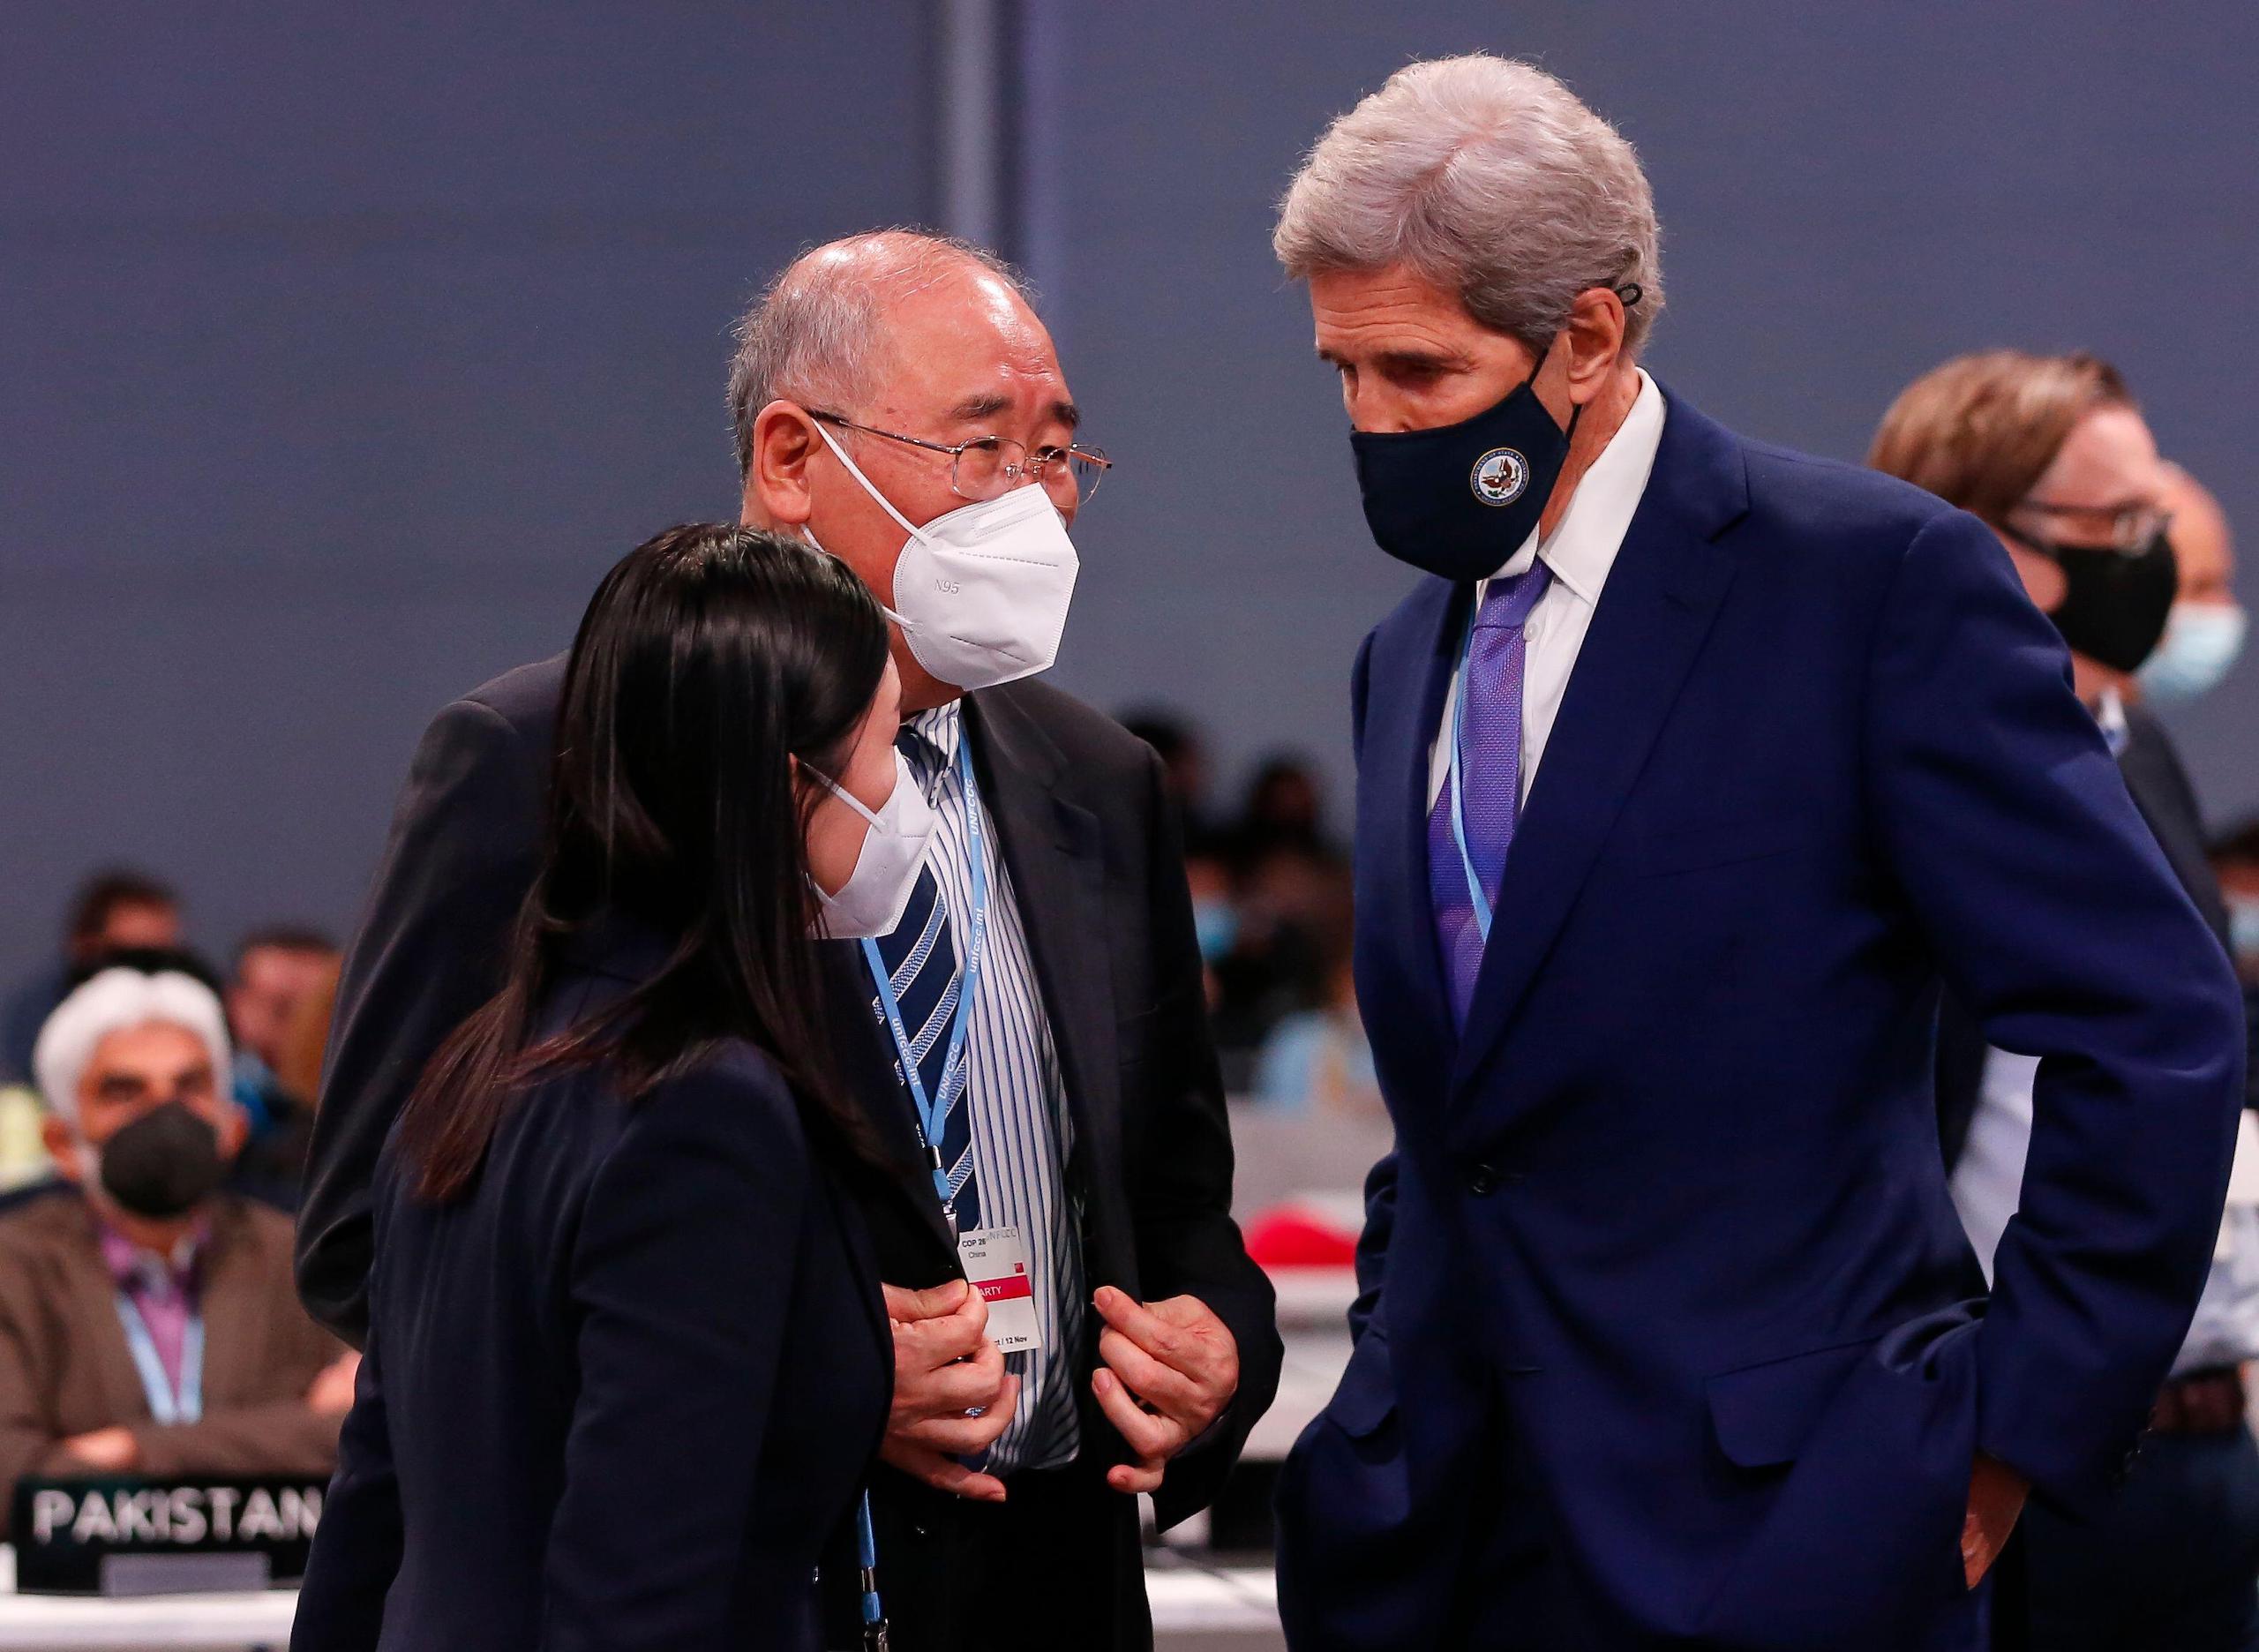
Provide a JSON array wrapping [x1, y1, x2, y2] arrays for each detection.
[[880, 1279, 1018, 1504]]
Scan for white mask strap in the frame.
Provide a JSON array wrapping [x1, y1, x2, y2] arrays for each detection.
[[795, 511, 918, 635], [814, 767, 886, 830], [812, 419, 927, 543]]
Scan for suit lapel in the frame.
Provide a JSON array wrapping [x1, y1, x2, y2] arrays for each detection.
[[1449, 393, 1749, 1106], [1358, 579, 1470, 1115], [963, 689, 1122, 1218]]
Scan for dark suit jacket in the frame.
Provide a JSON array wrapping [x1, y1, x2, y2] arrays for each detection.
[[291, 941, 890, 1652], [297, 663, 1280, 1547], [1273, 389, 2246, 1652], [0, 1191, 343, 1536], [1940, 702, 2242, 1164]]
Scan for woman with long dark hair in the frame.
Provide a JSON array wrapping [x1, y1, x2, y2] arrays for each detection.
[[293, 523, 923, 1651]]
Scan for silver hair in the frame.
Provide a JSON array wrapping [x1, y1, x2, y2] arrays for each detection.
[[1273, 54, 1664, 355], [726, 228, 1028, 480]]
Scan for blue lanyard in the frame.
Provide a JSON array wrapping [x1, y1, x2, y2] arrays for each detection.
[[1445, 610, 1496, 942], [114, 1293, 203, 1426], [859, 737, 990, 1227], [852, 735, 989, 1652]]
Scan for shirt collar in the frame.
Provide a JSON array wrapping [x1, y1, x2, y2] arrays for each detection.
[[1491, 369, 1667, 603], [97, 1215, 206, 1296], [2096, 686, 2130, 755], [907, 700, 965, 772]]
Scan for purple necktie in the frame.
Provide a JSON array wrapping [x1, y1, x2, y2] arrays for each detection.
[[1429, 562, 1552, 1027]]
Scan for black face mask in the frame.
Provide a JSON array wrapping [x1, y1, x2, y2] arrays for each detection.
[[96, 1101, 226, 1220], [2010, 526, 2179, 675], [1351, 345, 1582, 582]]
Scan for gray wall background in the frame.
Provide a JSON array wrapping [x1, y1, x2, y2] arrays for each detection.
[[4, 2, 2255, 984]]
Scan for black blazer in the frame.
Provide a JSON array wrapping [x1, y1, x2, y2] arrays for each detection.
[[298, 657, 1280, 1535], [291, 938, 889, 1652], [1940, 702, 2240, 1164]]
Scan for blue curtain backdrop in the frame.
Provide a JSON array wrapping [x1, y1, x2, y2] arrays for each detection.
[[4, 1, 2255, 982]]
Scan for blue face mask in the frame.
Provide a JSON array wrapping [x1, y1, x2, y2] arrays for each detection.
[[2231, 897, 2259, 965], [2138, 601, 2248, 703], [1193, 899, 1239, 965]]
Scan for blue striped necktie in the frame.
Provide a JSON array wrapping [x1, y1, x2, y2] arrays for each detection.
[[872, 727, 979, 1229]]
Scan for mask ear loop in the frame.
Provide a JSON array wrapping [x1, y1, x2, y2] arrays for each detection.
[[807, 422, 934, 640]]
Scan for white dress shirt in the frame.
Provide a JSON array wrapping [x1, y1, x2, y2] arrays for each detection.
[[1426, 370, 1668, 809], [1948, 687, 2259, 1375]]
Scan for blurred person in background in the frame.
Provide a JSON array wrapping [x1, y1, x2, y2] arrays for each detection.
[[1250, 883, 1382, 1124], [1271, 56, 2240, 1652], [2139, 464, 2245, 707], [1231, 751, 1339, 862], [1874, 349, 2259, 1651], [1209, 753, 1349, 1086], [223, 927, 340, 1209], [299, 229, 1278, 1652], [0, 965, 351, 1534], [1122, 707, 1221, 848], [0, 869, 181, 1086]]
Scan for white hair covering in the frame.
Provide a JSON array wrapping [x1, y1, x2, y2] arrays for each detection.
[[32, 968, 232, 1127]]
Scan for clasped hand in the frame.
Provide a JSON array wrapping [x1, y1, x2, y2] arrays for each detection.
[[881, 1279, 1238, 1503]]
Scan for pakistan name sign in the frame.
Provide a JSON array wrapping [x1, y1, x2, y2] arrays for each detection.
[[12, 1477, 325, 1594]]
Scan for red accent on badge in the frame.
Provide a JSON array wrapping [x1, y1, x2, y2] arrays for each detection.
[[976, 1273, 1035, 1303]]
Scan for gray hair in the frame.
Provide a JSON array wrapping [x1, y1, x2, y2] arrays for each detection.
[[1273, 55, 1663, 356], [726, 228, 1027, 480]]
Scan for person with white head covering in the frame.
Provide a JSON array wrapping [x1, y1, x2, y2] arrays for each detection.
[[0, 964, 353, 1535]]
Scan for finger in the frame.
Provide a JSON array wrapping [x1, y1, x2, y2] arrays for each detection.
[[904, 1405, 1015, 1455], [1092, 1286, 1186, 1362], [896, 1303, 990, 1369], [919, 1345, 1011, 1415], [1093, 1367, 1186, 1461], [885, 1444, 1009, 1505], [885, 1278, 972, 1325], [1098, 1325, 1199, 1413], [903, 1374, 1020, 1453], [1107, 1458, 1167, 1495]]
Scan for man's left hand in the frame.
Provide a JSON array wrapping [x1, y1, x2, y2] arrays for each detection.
[[1963, 1453, 2029, 1588], [1091, 1286, 1239, 1495]]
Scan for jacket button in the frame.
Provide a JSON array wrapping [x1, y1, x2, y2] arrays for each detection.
[[1467, 1163, 1501, 1197]]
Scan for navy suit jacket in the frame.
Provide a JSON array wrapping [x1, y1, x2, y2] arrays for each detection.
[[291, 934, 891, 1652], [1274, 390, 2246, 1652]]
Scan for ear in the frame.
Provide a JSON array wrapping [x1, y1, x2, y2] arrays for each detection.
[[744, 399, 821, 530], [216, 1101, 250, 1166], [1560, 286, 1631, 402], [41, 1115, 82, 1184], [1993, 522, 2068, 612]]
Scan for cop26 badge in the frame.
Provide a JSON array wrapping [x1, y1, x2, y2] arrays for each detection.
[[1471, 447, 1530, 507]]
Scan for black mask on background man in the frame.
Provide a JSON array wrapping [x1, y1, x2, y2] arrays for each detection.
[[2010, 527, 2179, 674], [97, 1100, 226, 1220]]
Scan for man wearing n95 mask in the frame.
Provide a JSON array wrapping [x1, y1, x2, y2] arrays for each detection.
[[2143, 463, 2248, 706], [299, 229, 1280, 1652]]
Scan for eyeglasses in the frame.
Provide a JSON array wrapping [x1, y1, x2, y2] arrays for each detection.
[[2012, 497, 2175, 554], [809, 411, 1110, 507]]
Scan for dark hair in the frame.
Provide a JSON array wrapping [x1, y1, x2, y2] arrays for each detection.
[[66, 868, 179, 946], [394, 523, 891, 1203], [66, 945, 225, 997], [232, 925, 339, 976]]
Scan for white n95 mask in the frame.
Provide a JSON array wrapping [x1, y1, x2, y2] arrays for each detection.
[[810, 749, 940, 940], [813, 420, 1079, 690]]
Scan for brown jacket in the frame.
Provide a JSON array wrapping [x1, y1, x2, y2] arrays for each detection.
[[0, 1190, 342, 1536]]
